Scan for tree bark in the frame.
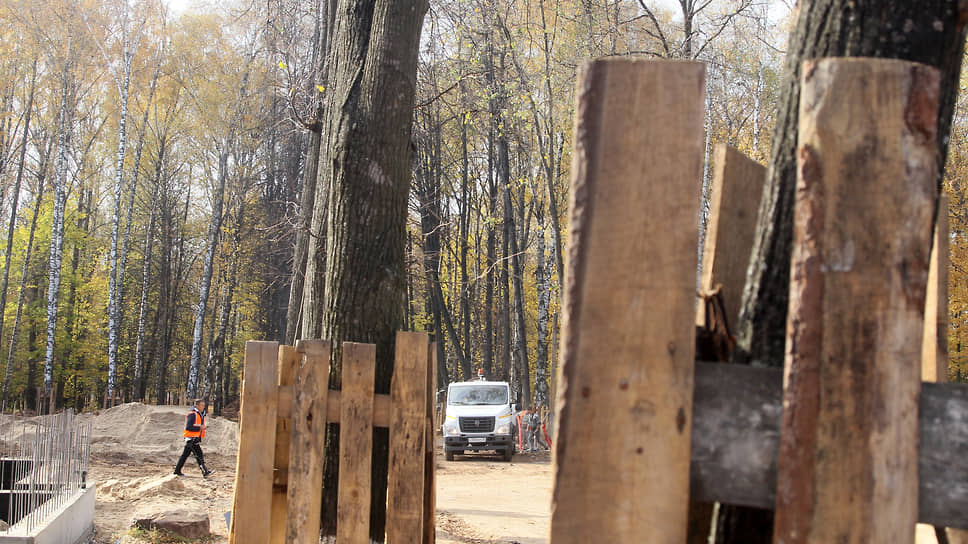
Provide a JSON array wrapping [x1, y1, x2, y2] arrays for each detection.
[[310, 0, 428, 538]]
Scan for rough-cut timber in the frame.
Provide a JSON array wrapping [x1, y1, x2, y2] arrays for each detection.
[[229, 341, 280, 544], [386, 332, 428, 542], [285, 340, 331, 544], [337, 342, 376, 544], [773, 58, 939, 544], [551, 59, 704, 544], [922, 194, 949, 383], [270, 346, 298, 544], [700, 144, 766, 327], [423, 343, 436, 544], [686, 363, 968, 531]]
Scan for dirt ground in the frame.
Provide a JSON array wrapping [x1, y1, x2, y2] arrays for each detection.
[[79, 403, 551, 543]]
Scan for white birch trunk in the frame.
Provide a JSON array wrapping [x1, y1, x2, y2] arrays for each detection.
[[44, 75, 75, 399], [187, 149, 229, 398], [534, 223, 551, 408]]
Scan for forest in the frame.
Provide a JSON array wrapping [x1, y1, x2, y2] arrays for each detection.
[[0, 0, 965, 416]]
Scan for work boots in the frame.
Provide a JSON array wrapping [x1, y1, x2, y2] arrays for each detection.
[[201, 465, 214, 477]]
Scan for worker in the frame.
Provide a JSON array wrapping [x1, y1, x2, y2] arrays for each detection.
[[528, 409, 548, 452], [174, 399, 214, 477]]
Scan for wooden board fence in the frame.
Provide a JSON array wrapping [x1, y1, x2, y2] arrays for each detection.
[[550, 57, 968, 544], [230, 332, 436, 544]]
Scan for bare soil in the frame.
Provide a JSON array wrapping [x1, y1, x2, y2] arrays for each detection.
[[81, 403, 551, 543]]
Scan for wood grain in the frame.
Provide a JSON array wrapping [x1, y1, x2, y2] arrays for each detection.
[[386, 332, 428, 543], [699, 144, 765, 327], [423, 342, 437, 544], [270, 345, 299, 544], [922, 193, 949, 384], [336, 342, 376, 544], [229, 341, 279, 544], [775, 58, 939, 544], [285, 340, 331, 544], [551, 58, 704, 544]]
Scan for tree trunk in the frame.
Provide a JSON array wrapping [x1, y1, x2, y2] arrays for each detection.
[[2, 164, 45, 412], [187, 148, 229, 398], [106, 21, 136, 401], [43, 71, 76, 403], [724, 2, 968, 542], [0, 59, 36, 386], [309, 1, 428, 538]]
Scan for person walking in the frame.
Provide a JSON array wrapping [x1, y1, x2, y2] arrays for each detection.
[[174, 399, 214, 477]]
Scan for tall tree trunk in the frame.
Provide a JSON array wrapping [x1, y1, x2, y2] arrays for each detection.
[[106, 16, 137, 401], [723, 2, 968, 542], [134, 136, 165, 401], [286, 0, 334, 345], [2, 167, 45, 412], [43, 68, 76, 405], [205, 196, 243, 402], [534, 207, 551, 408], [187, 148, 229, 398], [0, 59, 36, 379], [311, 1, 428, 538]]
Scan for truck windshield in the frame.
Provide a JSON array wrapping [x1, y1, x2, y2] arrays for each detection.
[[448, 385, 508, 406]]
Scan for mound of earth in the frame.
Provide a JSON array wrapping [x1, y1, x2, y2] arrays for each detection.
[[88, 402, 239, 458]]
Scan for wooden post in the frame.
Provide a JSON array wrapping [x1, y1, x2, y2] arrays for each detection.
[[922, 193, 949, 383], [698, 144, 766, 327], [423, 342, 437, 544], [269, 345, 299, 544], [386, 332, 429, 542], [337, 342, 376, 544], [285, 340, 331, 544], [230, 341, 280, 544], [774, 58, 940, 544], [551, 59, 704, 544]]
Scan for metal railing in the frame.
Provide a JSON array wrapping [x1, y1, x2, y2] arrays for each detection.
[[0, 409, 91, 534]]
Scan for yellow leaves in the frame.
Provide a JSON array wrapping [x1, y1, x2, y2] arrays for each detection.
[[278, 61, 287, 70], [316, 85, 325, 93]]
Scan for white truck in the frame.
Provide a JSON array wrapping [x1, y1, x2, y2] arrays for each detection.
[[441, 378, 516, 462]]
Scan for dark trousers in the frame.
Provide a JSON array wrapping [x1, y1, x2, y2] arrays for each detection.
[[175, 438, 206, 473]]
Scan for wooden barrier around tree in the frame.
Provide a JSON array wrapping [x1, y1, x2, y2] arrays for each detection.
[[229, 332, 436, 544], [551, 57, 968, 544]]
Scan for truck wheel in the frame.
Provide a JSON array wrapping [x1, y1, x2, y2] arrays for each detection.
[[445, 451, 455, 461], [502, 448, 513, 462]]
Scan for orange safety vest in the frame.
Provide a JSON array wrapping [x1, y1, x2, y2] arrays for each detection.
[[183, 410, 205, 439]]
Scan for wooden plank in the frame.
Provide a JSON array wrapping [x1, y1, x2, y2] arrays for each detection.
[[229, 341, 280, 544], [278, 387, 390, 426], [774, 58, 940, 544], [423, 342, 437, 544], [687, 362, 968, 530], [922, 193, 949, 383], [286, 340, 331, 544], [386, 332, 429, 543], [270, 345, 299, 544], [337, 342, 376, 544], [698, 144, 765, 327], [551, 58, 704, 544]]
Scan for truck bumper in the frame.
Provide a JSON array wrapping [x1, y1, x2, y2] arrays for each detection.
[[444, 435, 513, 452]]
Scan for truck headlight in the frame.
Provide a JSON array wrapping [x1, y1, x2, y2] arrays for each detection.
[[443, 420, 460, 435], [495, 424, 510, 435]]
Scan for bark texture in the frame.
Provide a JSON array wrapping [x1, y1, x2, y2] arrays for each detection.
[[310, 0, 428, 538], [735, 0, 968, 367]]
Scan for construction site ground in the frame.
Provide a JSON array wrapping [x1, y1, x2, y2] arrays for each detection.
[[81, 403, 550, 543]]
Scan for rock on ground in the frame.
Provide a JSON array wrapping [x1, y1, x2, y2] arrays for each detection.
[[133, 509, 211, 539]]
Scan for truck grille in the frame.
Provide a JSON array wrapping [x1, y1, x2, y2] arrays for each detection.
[[459, 416, 495, 433]]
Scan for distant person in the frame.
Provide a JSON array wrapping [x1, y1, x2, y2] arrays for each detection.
[[174, 399, 214, 477], [527, 410, 548, 452]]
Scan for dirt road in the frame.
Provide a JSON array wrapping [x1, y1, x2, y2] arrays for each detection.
[[435, 450, 552, 544], [81, 403, 552, 543]]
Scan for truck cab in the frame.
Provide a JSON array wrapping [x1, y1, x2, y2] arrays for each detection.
[[442, 378, 515, 461]]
